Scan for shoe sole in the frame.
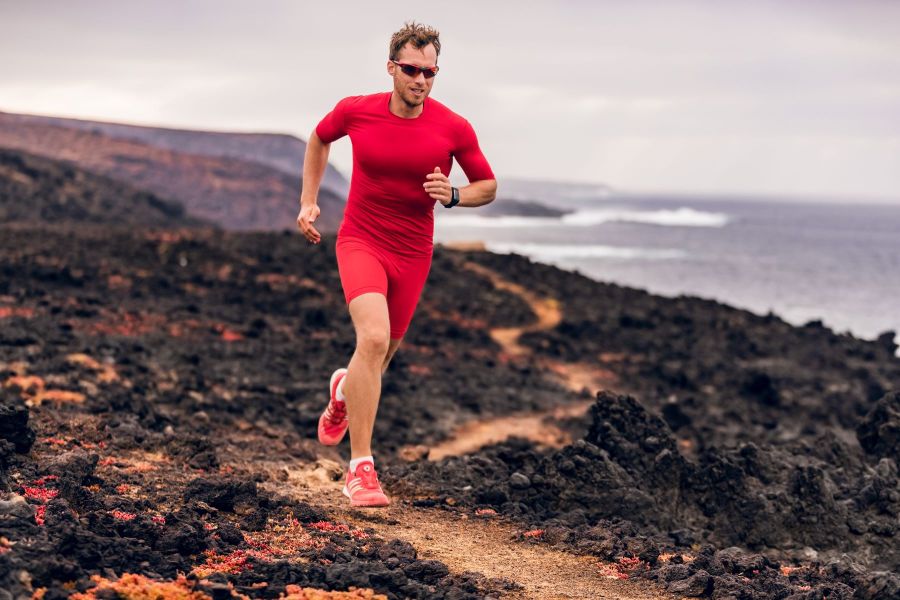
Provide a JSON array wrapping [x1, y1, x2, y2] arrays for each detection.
[[318, 368, 348, 446], [342, 484, 390, 507]]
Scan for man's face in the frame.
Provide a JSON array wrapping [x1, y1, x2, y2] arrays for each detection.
[[387, 42, 438, 107]]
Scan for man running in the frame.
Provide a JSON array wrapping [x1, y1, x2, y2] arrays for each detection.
[[296, 20, 497, 507]]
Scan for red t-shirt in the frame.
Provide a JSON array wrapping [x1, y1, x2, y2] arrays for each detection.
[[315, 91, 495, 257]]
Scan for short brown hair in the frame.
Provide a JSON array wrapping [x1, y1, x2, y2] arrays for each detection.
[[389, 20, 441, 62]]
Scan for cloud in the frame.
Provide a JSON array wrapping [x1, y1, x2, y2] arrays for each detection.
[[1, 0, 899, 201]]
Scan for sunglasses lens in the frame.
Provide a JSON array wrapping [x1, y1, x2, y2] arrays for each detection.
[[396, 62, 438, 79]]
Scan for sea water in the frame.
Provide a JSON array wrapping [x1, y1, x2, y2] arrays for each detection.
[[434, 193, 900, 354]]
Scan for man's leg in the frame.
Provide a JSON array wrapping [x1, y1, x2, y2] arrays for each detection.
[[343, 292, 390, 460], [382, 251, 429, 377], [382, 337, 402, 375]]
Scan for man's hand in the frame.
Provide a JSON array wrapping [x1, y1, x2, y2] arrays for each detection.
[[423, 166, 452, 205], [297, 203, 321, 244]]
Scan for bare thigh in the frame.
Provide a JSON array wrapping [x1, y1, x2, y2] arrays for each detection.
[[348, 292, 391, 357]]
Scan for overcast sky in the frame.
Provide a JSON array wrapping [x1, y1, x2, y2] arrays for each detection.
[[2, 0, 899, 203]]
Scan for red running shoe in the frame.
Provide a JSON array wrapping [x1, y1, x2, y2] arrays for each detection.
[[317, 368, 348, 445], [342, 460, 390, 507]]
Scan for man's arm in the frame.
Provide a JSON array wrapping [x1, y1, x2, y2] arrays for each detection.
[[450, 118, 497, 207], [456, 179, 497, 207], [424, 168, 497, 208], [296, 130, 331, 243], [300, 130, 331, 208]]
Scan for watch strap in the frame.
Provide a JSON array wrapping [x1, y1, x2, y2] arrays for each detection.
[[446, 186, 460, 208]]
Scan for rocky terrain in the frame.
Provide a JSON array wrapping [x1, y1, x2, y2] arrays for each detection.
[[0, 148, 205, 227], [0, 111, 897, 597], [1, 221, 898, 598], [389, 250, 900, 598]]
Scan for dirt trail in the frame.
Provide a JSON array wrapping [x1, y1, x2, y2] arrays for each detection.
[[459, 259, 618, 395], [255, 456, 673, 600], [397, 259, 619, 462], [459, 260, 563, 358], [423, 399, 594, 461]]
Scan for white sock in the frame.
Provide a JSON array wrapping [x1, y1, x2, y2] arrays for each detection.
[[349, 455, 374, 474], [335, 373, 347, 403]]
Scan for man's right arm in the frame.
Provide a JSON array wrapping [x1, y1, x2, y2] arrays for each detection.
[[296, 130, 331, 243], [300, 130, 331, 208], [298, 96, 349, 243]]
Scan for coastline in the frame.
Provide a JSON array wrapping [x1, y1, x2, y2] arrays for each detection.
[[436, 236, 899, 356]]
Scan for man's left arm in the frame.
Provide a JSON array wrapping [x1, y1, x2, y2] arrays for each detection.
[[435, 118, 497, 207], [455, 178, 497, 207], [426, 120, 497, 207]]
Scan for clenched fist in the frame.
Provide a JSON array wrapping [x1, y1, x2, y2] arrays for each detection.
[[423, 166, 452, 205]]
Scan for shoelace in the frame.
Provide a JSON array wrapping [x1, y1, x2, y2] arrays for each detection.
[[325, 399, 347, 423], [354, 463, 381, 490]]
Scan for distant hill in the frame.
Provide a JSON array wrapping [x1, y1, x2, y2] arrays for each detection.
[[0, 115, 345, 231], [0, 109, 349, 198], [479, 197, 570, 217], [0, 147, 205, 227]]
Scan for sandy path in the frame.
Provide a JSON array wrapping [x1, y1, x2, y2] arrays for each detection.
[[396, 258, 619, 462], [459, 260, 563, 358], [423, 399, 594, 461], [255, 457, 674, 600], [459, 259, 619, 395]]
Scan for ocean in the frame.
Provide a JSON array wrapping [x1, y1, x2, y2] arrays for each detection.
[[433, 192, 900, 355]]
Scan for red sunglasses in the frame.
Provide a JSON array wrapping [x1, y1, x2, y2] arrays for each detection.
[[391, 60, 439, 79]]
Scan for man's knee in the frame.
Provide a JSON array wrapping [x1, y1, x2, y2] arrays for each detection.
[[348, 293, 390, 359], [356, 327, 390, 359]]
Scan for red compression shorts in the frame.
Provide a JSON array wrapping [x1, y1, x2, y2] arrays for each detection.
[[335, 235, 433, 339]]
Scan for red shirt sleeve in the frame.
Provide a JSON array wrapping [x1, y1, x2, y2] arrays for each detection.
[[315, 96, 352, 144], [454, 119, 495, 182]]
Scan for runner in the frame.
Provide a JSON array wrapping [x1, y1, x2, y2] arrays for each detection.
[[296, 20, 497, 507]]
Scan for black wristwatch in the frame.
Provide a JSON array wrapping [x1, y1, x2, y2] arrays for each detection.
[[445, 186, 460, 208]]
